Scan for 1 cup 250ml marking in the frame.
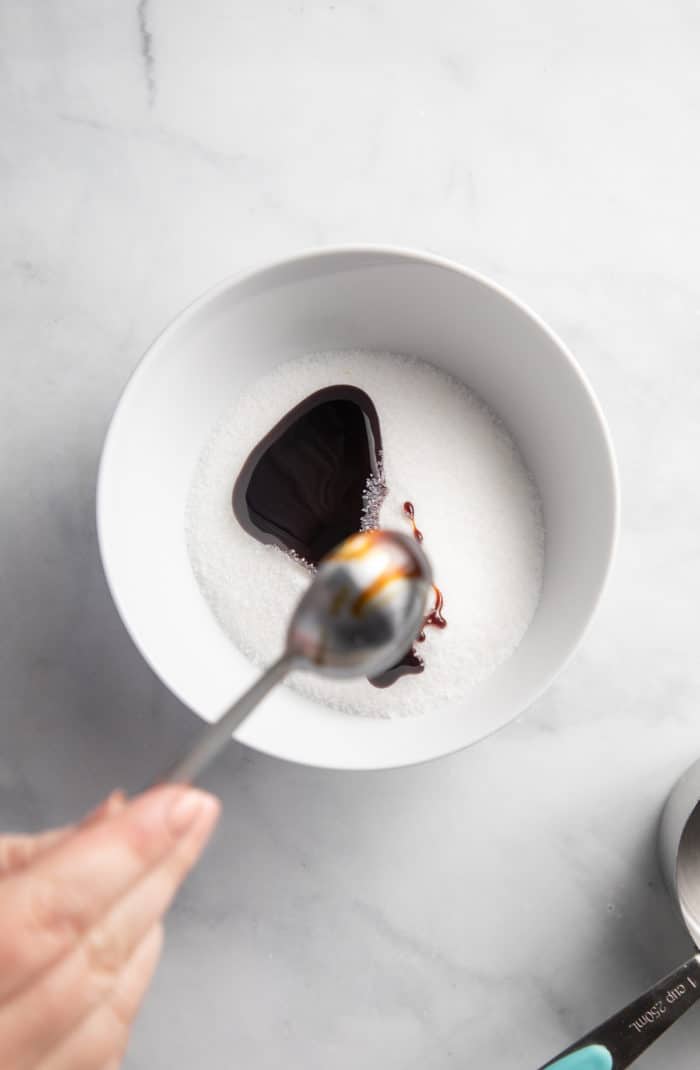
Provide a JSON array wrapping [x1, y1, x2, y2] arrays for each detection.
[[628, 976, 697, 1034]]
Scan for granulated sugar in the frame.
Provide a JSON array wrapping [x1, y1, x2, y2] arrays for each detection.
[[186, 351, 544, 718]]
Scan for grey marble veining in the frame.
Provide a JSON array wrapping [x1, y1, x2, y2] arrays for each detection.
[[2, 1, 700, 1066]]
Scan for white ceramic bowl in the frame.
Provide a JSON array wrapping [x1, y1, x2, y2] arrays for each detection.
[[97, 247, 618, 770]]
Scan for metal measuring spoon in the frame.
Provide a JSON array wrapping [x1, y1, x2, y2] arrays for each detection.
[[161, 530, 432, 784], [538, 800, 700, 1070]]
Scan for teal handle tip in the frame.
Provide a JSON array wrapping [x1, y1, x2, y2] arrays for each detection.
[[547, 1045, 613, 1070]]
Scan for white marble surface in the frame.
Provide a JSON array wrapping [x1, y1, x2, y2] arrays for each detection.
[[2, 1, 700, 1066]]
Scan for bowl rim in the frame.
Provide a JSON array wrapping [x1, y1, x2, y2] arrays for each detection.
[[97, 244, 620, 770]]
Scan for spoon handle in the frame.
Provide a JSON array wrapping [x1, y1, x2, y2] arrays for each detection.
[[538, 953, 700, 1069], [158, 653, 295, 785]]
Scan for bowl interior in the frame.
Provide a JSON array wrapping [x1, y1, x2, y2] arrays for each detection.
[[98, 249, 617, 769]]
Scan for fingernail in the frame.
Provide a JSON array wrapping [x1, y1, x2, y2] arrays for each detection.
[[192, 795, 221, 843], [167, 788, 213, 836], [183, 795, 221, 859]]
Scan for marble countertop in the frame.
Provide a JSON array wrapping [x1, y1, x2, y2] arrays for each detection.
[[2, 2, 700, 1066]]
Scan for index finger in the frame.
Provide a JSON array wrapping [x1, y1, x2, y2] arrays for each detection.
[[0, 784, 217, 1002]]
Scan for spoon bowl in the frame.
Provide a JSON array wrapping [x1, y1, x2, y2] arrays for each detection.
[[288, 530, 432, 678]]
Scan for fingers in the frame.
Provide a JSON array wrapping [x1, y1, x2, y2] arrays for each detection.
[[0, 785, 214, 1002], [0, 792, 126, 879], [0, 829, 71, 878], [0, 794, 219, 1068], [35, 924, 164, 1070]]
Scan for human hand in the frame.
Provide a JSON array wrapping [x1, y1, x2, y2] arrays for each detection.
[[0, 785, 220, 1069]]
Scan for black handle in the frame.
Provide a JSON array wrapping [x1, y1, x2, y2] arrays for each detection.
[[538, 954, 700, 1069]]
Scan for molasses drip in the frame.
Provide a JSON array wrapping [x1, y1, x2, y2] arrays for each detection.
[[402, 500, 423, 542], [403, 501, 447, 635], [370, 501, 447, 688], [369, 646, 425, 689]]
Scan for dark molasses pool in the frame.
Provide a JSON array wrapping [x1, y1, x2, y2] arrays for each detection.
[[233, 385, 384, 567]]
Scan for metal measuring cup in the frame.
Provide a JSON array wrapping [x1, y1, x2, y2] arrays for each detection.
[[537, 759, 700, 1070]]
